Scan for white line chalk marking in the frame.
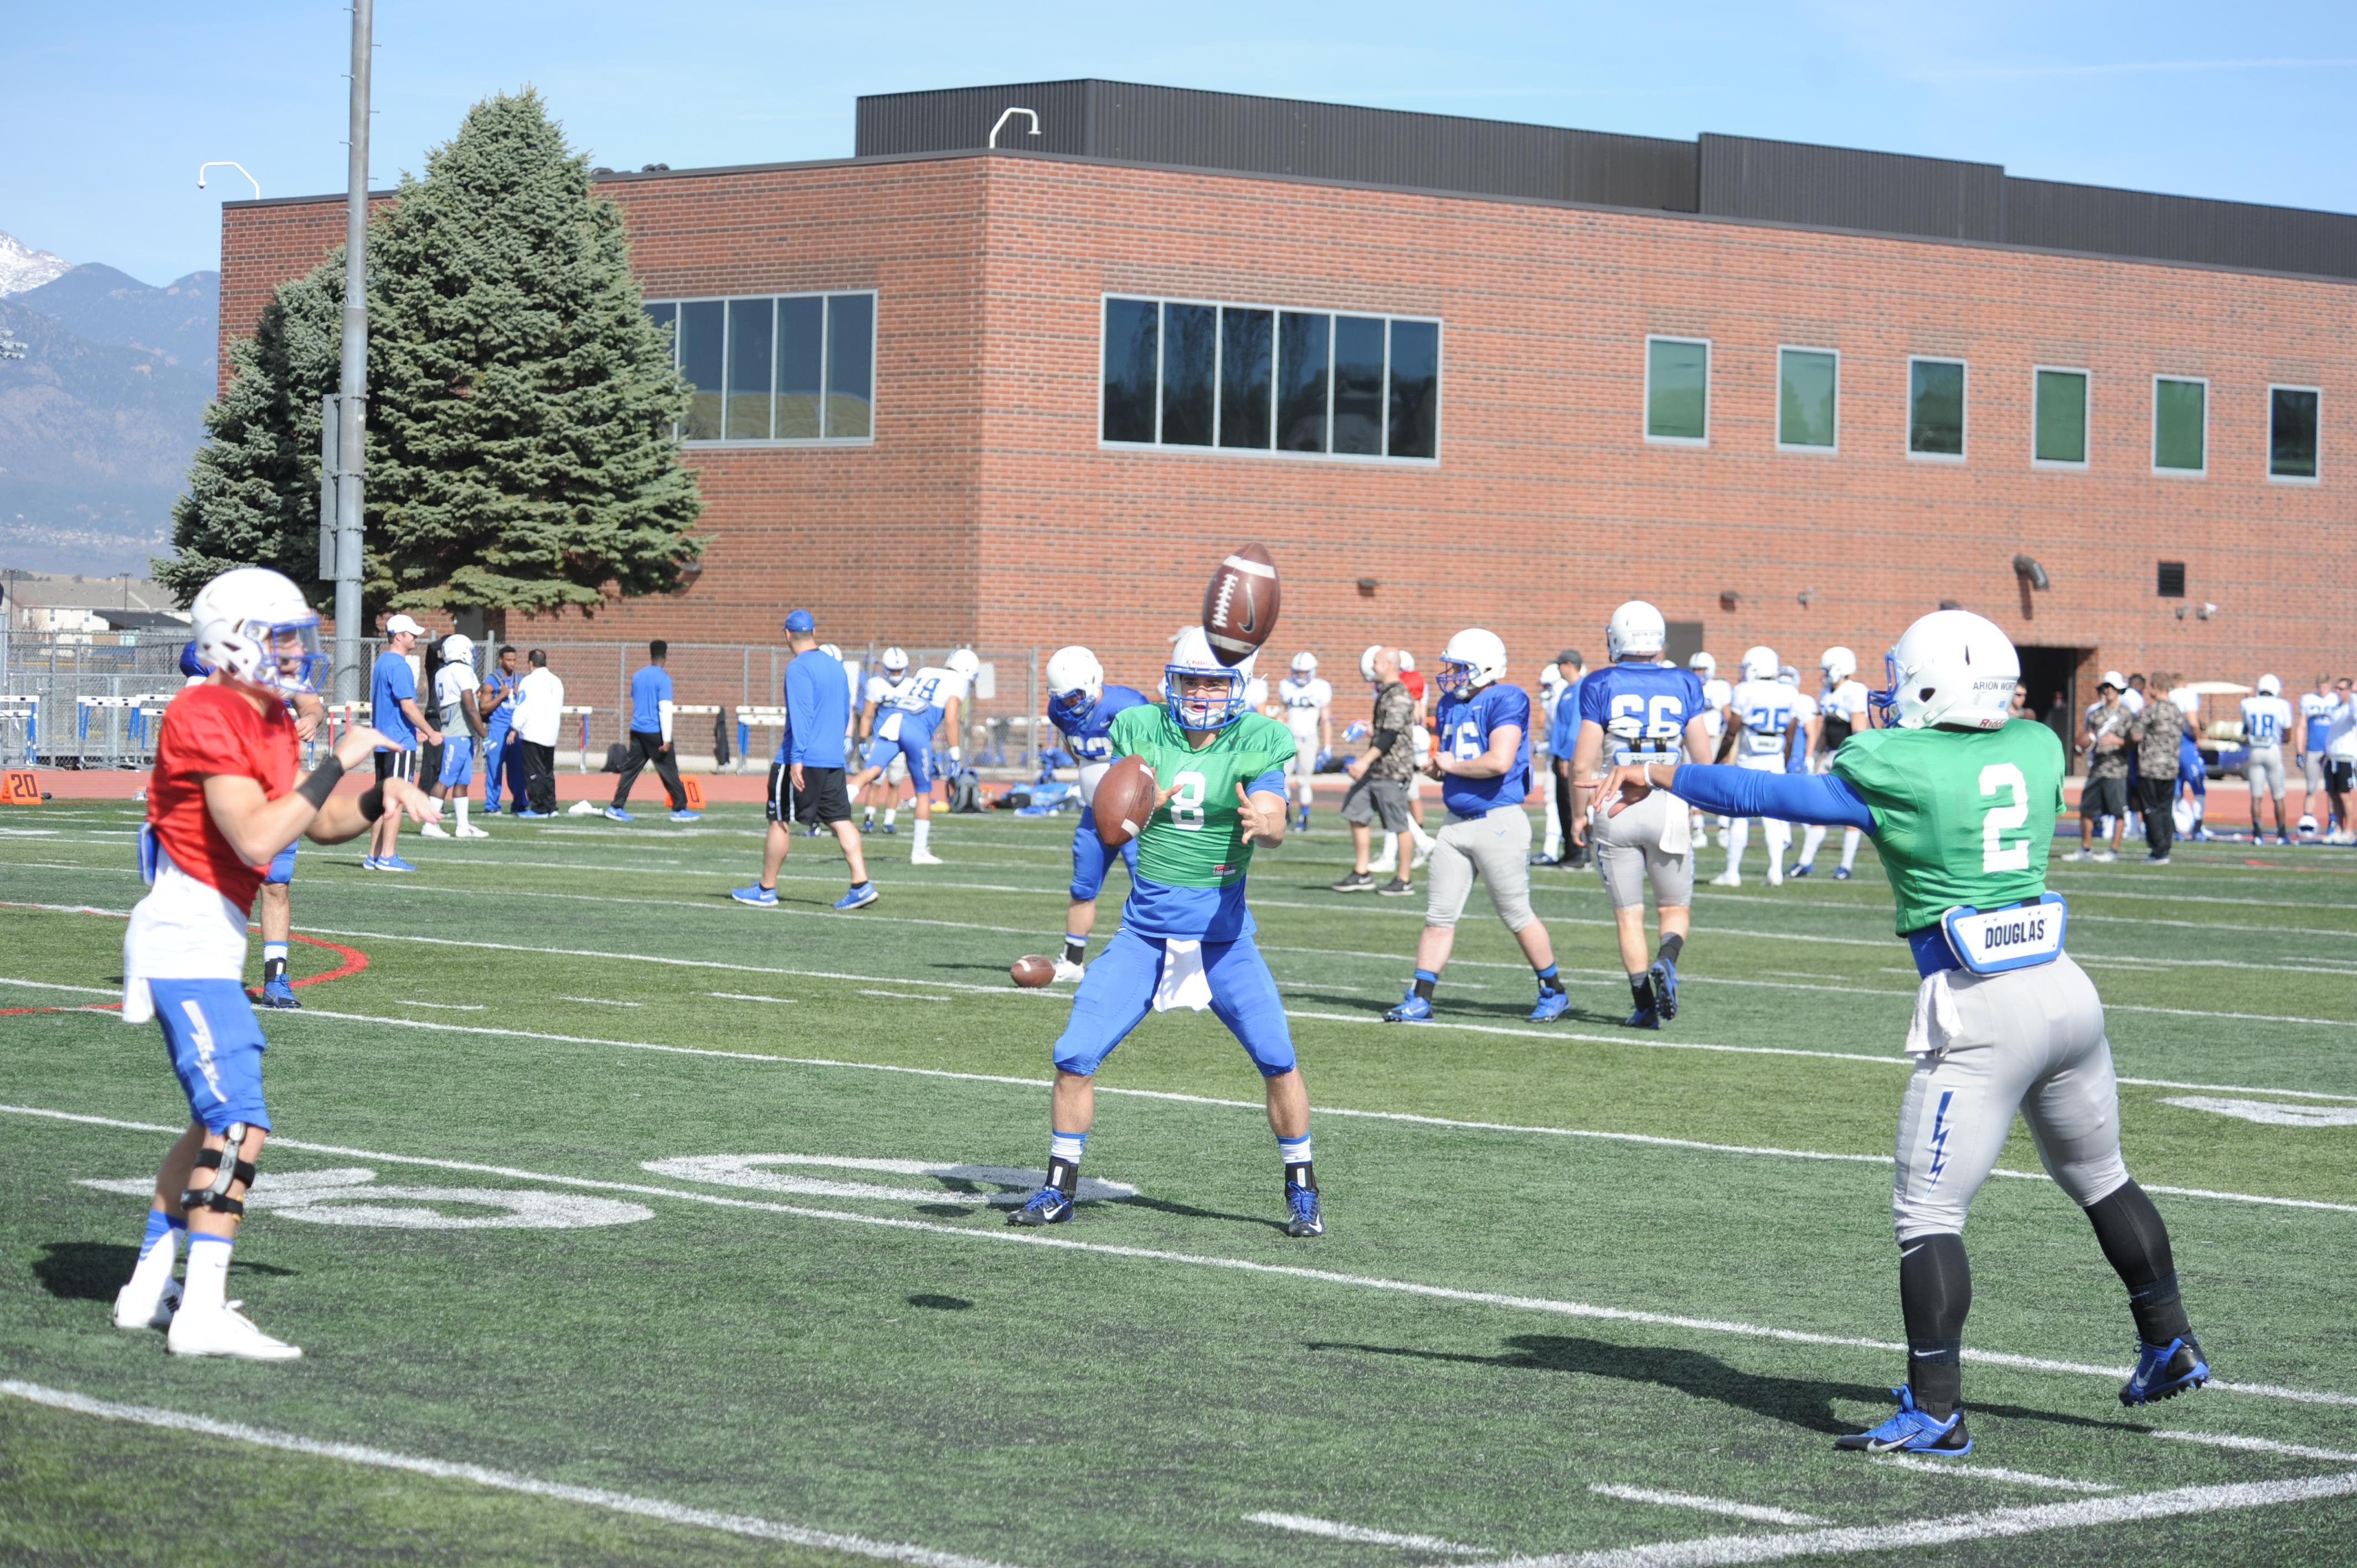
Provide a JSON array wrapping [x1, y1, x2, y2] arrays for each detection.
[[2162, 1096, 2357, 1128], [398, 1000, 485, 1011], [860, 990, 950, 1003], [2152, 1430, 2357, 1463], [1244, 1510, 1491, 1552], [1588, 1484, 1826, 1525], [709, 991, 796, 1004], [1872, 1453, 2115, 1492], [558, 996, 642, 1008], [0, 1380, 1010, 1568]]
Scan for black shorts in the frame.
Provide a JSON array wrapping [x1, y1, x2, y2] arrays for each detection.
[[2079, 773, 2128, 819], [374, 750, 418, 785], [2328, 759, 2355, 793], [768, 762, 851, 826], [1821, 716, 1854, 751]]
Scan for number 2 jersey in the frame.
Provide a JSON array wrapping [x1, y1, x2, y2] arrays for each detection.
[[1830, 719, 2064, 934], [1108, 702, 1291, 940]]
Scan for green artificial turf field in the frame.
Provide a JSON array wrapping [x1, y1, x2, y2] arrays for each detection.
[[3, 801, 2355, 1566]]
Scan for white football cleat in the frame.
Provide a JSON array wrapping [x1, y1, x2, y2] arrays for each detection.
[[456, 824, 491, 838], [167, 1302, 302, 1361], [1052, 958, 1085, 983], [419, 822, 451, 838], [113, 1276, 180, 1330], [1368, 850, 1398, 874], [1710, 870, 1742, 887], [909, 849, 945, 865], [1766, 863, 1783, 887]]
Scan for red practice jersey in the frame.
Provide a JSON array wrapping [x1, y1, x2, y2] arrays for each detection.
[[146, 682, 297, 911]]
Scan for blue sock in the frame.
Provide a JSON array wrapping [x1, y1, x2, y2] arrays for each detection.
[[1412, 968, 1439, 1001], [1047, 1130, 1085, 1194], [138, 1208, 180, 1258], [1535, 962, 1563, 994], [1279, 1132, 1315, 1189]]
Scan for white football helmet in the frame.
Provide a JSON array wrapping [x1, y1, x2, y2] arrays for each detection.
[[1739, 646, 1778, 683], [1291, 651, 1318, 675], [2257, 673, 2282, 697], [819, 642, 842, 662], [1359, 644, 1386, 683], [1689, 651, 1716, 678], [946, 648, 981, 680], [881, 646, 910, 675], [1398, 649, 1417, 672], [189, 568, 325, 698], [1605, 600, 1667, 662], [1821, 646, 1857, 684], [1778, 664, 1801, 688], [1880, 610, 2019, 732], [1164, 625, 1252, 730], [1045, 645, 1104, 724], [1437, 628, 1507, 699], [440, 634, 475, 670]]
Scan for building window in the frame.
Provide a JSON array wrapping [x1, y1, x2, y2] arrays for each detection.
[[1776, 347, 1838, 451], [2270, 385, 2320, 482], [2033, 368, 2088, 468], [1645, 337, 1709, 445], [1100, 296, 1442, 463], [2153, 376, 2207, 474], [645, 291, 877, 445], [2157, 561, 2186, 598], [1908, 358, 1966, 461]]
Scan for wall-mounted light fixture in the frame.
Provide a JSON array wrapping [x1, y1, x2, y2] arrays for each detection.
[[2012, 554, 2050, 591], [989, 107, 1042, 148], [1356, 577, 1380, 597]]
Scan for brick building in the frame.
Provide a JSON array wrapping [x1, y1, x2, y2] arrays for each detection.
[[218, 80, 2355, 724]]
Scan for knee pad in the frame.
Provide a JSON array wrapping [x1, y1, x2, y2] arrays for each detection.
[[182, 1124, 255, 1217]]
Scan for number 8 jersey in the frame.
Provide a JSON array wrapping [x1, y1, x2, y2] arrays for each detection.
[[1110, 701, 1294, 892], [1830, 719, 2066, 934]]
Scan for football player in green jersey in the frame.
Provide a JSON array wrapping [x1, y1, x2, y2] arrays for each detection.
[[1594, 610, 2206, 1457], [1009, 627, 1324, 1237]]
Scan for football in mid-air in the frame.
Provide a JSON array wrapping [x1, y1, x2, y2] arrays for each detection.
[[1202, 543, 1280, 666], [1009, 955, 1056, 988], [1093, 755, 1159, 848]]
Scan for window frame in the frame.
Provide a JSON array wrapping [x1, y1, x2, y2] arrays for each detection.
[[2150, 374, 2209, 478], [1905, 355, 1969, 465], [1643, 334, 1712, 448], [1095, 292, 1443, 466], [2029, 364, 2091, 472], [646, 288, 879, 449], [2267, 383, 2322, 486], [1774, 344, 1840, 455]]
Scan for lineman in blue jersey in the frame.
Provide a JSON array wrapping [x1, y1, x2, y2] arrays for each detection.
[[1596, 610, 2207, 1457], [1382, 629, 1571, 1025], [1042, 644, 1149, 982], [1568, 602, 1714, 1028], [1010, 627, 1324, 1238]]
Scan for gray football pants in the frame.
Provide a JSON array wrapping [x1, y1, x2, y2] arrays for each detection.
[[1424, 806, 1535, 931], [1892, 953, 2130, 1243]]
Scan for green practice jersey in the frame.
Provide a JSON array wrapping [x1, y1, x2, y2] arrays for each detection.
[[1831, 719, 2067, 934], [1110, 703, 1295, 890]]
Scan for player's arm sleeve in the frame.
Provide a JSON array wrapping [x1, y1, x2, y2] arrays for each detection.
[[784, 665, 817, 765], [1667, 764, 1876, 831], [658, 699, 675, 744]]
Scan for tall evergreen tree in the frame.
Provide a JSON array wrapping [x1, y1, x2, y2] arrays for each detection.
[[162, 89, 700, 615]]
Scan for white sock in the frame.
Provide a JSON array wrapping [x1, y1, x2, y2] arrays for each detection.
[[912, 818, 930, 853], [125, 1215, 182, 1300], [1839, 828, 1862, 871], [1764, 818, 1791, 859], [1410, 823, 1434, 852], [863, 805, 876, 823], [455, 797, 470, 832], [1798, 824, 1828, 867], [183, 1233, 232, 1316], [1725, 818, 1749, 872], [884, 807, 898, 826]]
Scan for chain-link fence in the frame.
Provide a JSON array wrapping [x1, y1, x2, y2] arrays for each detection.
[[0, 626, 1050, 776]]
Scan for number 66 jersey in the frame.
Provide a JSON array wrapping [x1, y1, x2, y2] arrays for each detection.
[[1830, 719, 2066, 935]]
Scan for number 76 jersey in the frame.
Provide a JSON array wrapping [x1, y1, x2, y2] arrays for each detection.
[[1830, 719, 2067, 935]]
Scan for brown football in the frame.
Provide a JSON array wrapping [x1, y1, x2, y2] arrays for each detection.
[[1202, 543, 1280, 667], [1092, 754, 1159, 848], [1010, 955, 1057, 988]]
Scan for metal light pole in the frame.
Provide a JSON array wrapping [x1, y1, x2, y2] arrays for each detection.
[[332, 0, 373, 702]]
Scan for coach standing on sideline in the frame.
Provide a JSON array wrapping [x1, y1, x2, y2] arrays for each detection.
[[366, 613, 442, 872], [1545, 648, 1589, 869], [733, 611, 877, 911], [2129, 685, 2186, 864], [513, 649, 564, 817], [608, 640, 695, 822]]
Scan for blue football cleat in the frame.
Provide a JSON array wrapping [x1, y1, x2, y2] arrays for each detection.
[[1832, 866, 1854, 881], [1284, 1184, 1325, 1237], [1007, 1185, 1073, 1226], [604, 807, 635, 822], [670, 809, 701, 823], [1296, 808, 1311, 831], [834, 884, 880, 911], [859, 818, 873, 833], [1835, 1386, 1972, 1456], [1789, 862, 1814, 878], [258, 977, 301, 1009], [1527, 987, 1571, 1023], [516, 809, 550, 819], [878, 822, 898, 835], [1383, 988, 1434, 1023], [2121, 1336, 2209, 1406], [374, 855, 416, 873], [1648, 956, 1679, 1020], [730, 884, 779, 907], [1622, 1003, 1661, 1030]]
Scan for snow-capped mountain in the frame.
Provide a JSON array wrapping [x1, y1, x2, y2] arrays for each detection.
[[0, 231, 73, 297]]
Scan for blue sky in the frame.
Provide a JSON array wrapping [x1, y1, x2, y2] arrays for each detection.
[[10, 1, 2356, 287]]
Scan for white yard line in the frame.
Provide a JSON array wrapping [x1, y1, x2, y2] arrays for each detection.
[[1485, 1470, 2357, 1567], [0, 1380, 1012, 1568], [709, 991, 796, 1004], [860, 990, 950, 1003], [557, 996, 642, 1008], [1587, 1484, 1826, 1526], [397, 1000, 485, 1011], [1244, 1510, 1491, 1552], [13, 1100, 2354, 1409], [2151, 1430, 2357, 1463], [1871, 1453, 2115, 1492]]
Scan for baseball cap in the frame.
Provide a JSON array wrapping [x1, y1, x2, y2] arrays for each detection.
[[2098, 669, 2127, 691], [783, 609, 816, 635], [385, 613, 425, 636]]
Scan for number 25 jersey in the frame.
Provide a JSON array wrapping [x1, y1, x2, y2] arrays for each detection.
[[1831, 719, 2065, 935]]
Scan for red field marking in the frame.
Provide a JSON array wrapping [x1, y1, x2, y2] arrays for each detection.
[[0, 898, 368, 999], [281, 932, 369, 992]]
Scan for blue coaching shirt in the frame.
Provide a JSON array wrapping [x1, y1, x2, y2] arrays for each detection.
[[1052, 683, 1149, 761], [629, 665, 673, 735], [1548, 674, 1586, 761], [369, 649, 418, 752], [1434, 682, 1532, 817], [1579, 660, 1707, 762], [779, 648, 850, 768]]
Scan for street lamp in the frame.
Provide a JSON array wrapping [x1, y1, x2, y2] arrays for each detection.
[[197, 162, 262, 199]]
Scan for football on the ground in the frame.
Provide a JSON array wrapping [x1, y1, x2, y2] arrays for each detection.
[[1202, 543, 1280, 666], [1093, 755, 1159, 848], [1009, 955, 1056, 988]]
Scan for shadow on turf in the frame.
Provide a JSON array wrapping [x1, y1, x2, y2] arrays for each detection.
[[1291, 988, 1627, 1027], [1311, 1335, 2139, 1436], [33, 1242, 295, 1305]]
